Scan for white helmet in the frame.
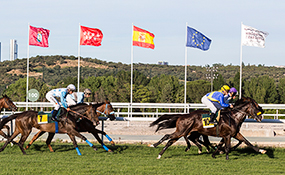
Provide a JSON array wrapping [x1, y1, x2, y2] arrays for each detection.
[[67, 84, 76, 91], [84, 88, 92, 94]]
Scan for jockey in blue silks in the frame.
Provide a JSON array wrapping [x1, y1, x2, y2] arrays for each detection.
[[46, 84, 76, 121], [201, 85, 233, 124]]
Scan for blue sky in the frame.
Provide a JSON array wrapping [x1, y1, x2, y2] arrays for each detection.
[[0, 0, 284, 66]]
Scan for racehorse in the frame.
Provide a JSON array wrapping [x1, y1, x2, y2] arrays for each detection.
[[0, 95, 17, 139], [24, 101, 116, 153], [149, 97, 264, 160], [0, 103, 100, 155]]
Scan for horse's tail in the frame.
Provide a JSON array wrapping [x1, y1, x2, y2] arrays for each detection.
[[150, 114, 180, 132], [0, 113, 19, 130]]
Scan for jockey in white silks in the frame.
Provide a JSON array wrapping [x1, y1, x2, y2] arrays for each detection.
[[66, 88, 92, 107]]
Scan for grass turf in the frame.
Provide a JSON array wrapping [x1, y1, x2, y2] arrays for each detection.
[[0, 141, 284, 175]]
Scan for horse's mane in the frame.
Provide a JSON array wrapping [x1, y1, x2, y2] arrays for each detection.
[[91, 102, 105, 109]]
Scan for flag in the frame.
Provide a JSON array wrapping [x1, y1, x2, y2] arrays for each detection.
[[133, 26, 155, 49], [80, 25, 103, 46], [241, 24, 269, 48], [186, 26, 211, 51], [29, 25, 50, 47]]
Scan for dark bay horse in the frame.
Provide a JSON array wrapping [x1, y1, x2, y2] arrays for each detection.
[[24, 101, 116, 153], [0, 103, 100, 155], [0, 95, 17, 139], [149, 97, 264, 160]]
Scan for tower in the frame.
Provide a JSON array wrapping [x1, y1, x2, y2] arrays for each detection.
[[10, 39, 18, 61]]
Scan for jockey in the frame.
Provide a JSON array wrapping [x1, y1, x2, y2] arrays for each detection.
[[66, 88, 92, 107], [45, 84, 76, 121], [201, 85, 233, 124]]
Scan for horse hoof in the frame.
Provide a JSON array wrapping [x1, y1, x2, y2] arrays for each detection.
[[206, 149, 210, 153], [198, 150, 202, 154], [148, 144, 155, 148], [219, 151, 224, 154], [157, 155, 161, 159], [108, 149, 113, 153], [93, 147, 98, 151], [185, 148, 189, 152], [259, 149, 266, 154], [110, 141, 115, 146]]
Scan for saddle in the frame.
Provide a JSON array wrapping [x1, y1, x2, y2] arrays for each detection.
[[202, 110, 221, 128]]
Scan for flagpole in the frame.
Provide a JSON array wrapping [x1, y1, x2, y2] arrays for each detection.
[[184, 22, 188, 113], [239, 22, 243, 99], [130, 23, 134, 117], [26, 23, 30, 110], [78, 23, 81, 93]]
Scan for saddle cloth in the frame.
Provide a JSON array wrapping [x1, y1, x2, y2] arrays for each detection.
[[202, 111, 221, 128], [37, 111, 54, 124]]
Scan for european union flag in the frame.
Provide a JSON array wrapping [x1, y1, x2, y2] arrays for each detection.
[[186, 26, 211, 51]]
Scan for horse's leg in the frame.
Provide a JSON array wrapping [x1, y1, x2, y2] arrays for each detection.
[[46, 133, 55, 152], [69, 130, 99, 153], [25, 131, 46, 150], [187, 133, 203, 154], [212, 138, 225, 158], [234, 132, 266, 154], [200, 135, 214, 152], [224, 136, 231, 160], [17, 129, 32, 155], [2, 125, 10, 137], [91, 131, 113, 152], [0, 130, 20, 153], [92, 128, 115, 146], [148, 134, 171, 148], [231, 140, 243, 150], [157, 138, 179, 159], [67, 133, 81, 155], [184, 135, 192, 152]]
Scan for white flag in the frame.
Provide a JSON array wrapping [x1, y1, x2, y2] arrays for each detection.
[[241, 24, 269, 48]]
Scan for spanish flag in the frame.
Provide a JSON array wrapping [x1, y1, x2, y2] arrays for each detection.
[[133, 25, 155, 49]]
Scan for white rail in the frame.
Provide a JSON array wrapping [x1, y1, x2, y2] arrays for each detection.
[[1, 102, 285, 119]]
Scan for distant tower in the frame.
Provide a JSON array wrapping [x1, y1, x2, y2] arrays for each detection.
[[10, 39, 18, 61]]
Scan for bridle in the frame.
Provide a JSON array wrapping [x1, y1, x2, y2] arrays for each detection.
[[3, 97, 17, 111], [96, 103, 115, 117]]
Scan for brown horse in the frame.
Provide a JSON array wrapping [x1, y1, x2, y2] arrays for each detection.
[[0, 95, 17, 139], [0, 103, 100, 155], [24, 101, 116, 153], [149, 97, 264, 160]]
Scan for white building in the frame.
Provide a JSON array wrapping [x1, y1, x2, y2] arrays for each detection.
[[10, 39, 18, 61]]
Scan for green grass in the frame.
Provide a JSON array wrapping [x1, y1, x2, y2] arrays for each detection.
[[0, 141, 284, 175]]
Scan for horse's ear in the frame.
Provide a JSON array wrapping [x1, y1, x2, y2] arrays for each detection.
[[105, 98, 110, 103]]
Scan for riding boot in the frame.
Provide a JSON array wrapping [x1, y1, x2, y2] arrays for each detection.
[[209, 112, 217, 124], [51, 110, 59, 121]]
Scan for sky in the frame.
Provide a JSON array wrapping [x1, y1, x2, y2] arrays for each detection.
[[0, 0, 284, 67]]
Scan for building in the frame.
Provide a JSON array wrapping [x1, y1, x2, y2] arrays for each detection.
[[158, 61, 169, 65], [10, 39, 18, 61]]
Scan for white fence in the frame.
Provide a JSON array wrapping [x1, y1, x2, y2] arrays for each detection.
[[2, 102, 285, 120]]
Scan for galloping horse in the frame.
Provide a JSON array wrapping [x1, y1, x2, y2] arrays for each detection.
[[24, 101, 116, 153], [0, 95, 17, 139], [0, 103, 100, 155], [149, 97, 264, 160]]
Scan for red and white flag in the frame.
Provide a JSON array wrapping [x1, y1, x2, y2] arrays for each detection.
[[80, 25, 103, 46], [29, 25, 50, 47]]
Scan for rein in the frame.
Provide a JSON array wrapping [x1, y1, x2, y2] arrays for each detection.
[[68, 109, 94, 122]]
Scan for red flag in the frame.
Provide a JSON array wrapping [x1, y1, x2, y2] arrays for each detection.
[[29, 25, 50, 47], [80, 25, 103, 46]]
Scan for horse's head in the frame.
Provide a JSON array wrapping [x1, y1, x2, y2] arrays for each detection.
[[94, 100, 116, 121], [234, 97, 264, 122], [2, 94, 17, 111]]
